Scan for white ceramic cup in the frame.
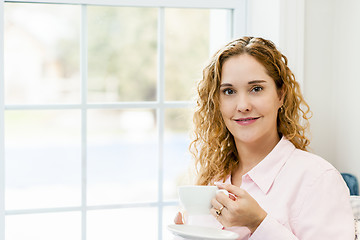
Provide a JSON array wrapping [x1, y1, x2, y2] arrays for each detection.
[[178, 185, 228, 215]]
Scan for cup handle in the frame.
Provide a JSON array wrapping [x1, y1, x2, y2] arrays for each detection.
[[217, 189, 229, 196], [217, 189, 237, 200]]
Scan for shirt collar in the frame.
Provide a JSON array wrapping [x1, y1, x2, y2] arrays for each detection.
[[244, 136, 296, 194]]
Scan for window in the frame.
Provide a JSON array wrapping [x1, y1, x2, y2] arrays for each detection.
[[0, 0, 246, 239]]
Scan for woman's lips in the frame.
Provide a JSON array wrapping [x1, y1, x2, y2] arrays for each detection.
[[234, 117, 260, 126]]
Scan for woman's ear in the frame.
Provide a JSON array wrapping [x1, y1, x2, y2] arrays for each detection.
[[278, 86, 285, 106]]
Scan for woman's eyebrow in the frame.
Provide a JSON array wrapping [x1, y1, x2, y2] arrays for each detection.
[[220, 83, 233, 88], [220, 80, 267, 88], [248, 80, 267, 84]]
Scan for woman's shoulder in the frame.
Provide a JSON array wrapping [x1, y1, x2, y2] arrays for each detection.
[[279, 137, 334, 170], [285, 147, 341, 182], [292, 147, 334, 167], [277, 146, 349, 207]]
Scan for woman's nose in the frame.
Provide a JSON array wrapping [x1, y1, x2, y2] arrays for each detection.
[[236, 95, 251, 112]]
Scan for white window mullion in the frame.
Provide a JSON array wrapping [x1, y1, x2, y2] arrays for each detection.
[[3, 101, 193, 111], [4, 0, 242, 9], [157, 6, 165, 240], [232, 0, 248, 38], [80, 4, 88, 240], [0, 0, 5, 239]]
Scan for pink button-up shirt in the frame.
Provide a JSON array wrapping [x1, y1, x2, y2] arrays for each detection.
[[181, 137, 355, 239]]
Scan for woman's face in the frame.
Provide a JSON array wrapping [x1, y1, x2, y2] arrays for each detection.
[[219, 54, 283, 146]]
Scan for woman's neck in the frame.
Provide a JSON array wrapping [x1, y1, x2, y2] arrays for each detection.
[[234, 133, 281, 177]]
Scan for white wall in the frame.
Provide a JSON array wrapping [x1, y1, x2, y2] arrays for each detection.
[[332, 0, 360, 179], [304, 0, 360, 180], [248, 0, 360, 179], [246, 0, 281, 45], [303, 0, 336, 162], [247, 0, 304, 85]]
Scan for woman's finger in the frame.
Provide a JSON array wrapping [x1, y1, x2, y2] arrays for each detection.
[[210, 208, 220, 220], [211, 197, 224, 210], [215, 182, 246, 198], [215, 190, 233, 208], [210, 203, 230, 227], [174, 212, 184, 224], [210, 206, 225, 219]]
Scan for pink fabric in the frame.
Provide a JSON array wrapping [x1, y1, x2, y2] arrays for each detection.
[[178, 137, 355, 239]]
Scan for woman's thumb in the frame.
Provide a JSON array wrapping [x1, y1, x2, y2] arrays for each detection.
[[174, 212, 184, 224]]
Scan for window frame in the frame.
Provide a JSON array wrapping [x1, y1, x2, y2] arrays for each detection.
[[0, 1, 247, 239]]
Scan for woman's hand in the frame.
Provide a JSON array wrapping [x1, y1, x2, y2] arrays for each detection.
[[211, 183, 267, 233], [174, 212, 184, 224]]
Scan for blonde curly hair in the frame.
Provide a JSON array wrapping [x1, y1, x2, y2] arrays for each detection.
[[190, 37, 312, 186]]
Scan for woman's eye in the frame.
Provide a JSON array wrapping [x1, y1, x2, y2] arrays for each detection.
[[223, 88, 234, 95], [251, 86, 263, 93]]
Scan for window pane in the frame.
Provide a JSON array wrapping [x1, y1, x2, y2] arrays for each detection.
[[209, 9, 233, 54], [6, 212, 81, 240], [5, 110, 81, 210], [164, 9, 230, 101], [87, 109, 158, 205], [163, 108, 193, 201], [4, 3, 80, 104], [87, 208, 157, 240], [88, 6, 158, 102]]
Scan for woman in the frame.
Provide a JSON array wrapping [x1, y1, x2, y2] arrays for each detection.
[[174, 37, 354, 239]]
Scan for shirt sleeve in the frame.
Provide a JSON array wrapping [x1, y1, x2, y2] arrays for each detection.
[[250, 169, 355, 240], [249, 214, 298, 240]]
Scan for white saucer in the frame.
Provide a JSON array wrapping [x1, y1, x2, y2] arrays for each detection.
[[167, 224, 239, 240]]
